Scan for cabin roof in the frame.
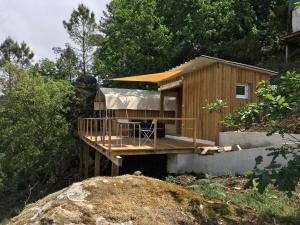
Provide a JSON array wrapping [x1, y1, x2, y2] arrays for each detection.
[[98, 87, 176, 111], [112, 55, 277, 83], [169, 55, 277, 76]]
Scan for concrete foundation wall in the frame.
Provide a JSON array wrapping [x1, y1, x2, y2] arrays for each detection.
[[219, 132, 300, 149], [167, 147, 297, 176], [168, 132, 300, 176]]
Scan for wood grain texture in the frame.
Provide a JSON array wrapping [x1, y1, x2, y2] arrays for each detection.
[[180, 62, 270, 142]]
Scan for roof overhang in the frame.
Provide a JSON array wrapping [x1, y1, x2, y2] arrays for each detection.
[[111, 55, 277, 84], [112, 70, 182, 83]]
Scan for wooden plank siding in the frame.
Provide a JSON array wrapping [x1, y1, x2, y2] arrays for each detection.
[[181, 62, 270, 143]]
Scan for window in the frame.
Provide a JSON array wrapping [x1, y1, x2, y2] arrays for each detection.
[[236, 83, 249, 99]]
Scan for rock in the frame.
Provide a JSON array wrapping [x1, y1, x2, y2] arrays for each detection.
[[8, 175, 261, 225], [133, 171, 142, 176]]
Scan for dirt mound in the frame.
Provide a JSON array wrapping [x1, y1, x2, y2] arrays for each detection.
[[8, 175, 259, 225]]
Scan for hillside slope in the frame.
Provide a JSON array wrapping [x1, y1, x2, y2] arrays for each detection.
[[9, 175, 260, 225]]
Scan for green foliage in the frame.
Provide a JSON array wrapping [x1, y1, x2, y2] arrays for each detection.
[[224, 71, 300, 195], [0, 37, 34, 69], [96, 0, 288, 86], [97, 0, 173, 85], [0, 64, 75, 193], [55, 45, 78, 81], [31, 46, 79, 81], [225, 71, 300, 135], [31, 58, 63, 79], [167, 175, 300, 223], [63, 3, 98, 76], [189, 178, 227, 201], [203, 99, 228, 113]]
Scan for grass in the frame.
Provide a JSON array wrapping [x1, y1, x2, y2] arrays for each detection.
[[166, 174, 300, 224]]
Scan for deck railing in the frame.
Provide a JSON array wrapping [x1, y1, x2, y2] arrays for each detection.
[[78, 117, 197, 151]]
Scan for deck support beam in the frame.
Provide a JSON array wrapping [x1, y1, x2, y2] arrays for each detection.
[[82, 137, 123, 167], [111, 163, 119, 176], [94, 151, 101, 176]]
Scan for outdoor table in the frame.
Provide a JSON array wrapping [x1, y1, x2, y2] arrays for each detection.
[[117, 120, 141, 147]]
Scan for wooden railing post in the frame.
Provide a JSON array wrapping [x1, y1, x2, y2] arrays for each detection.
[[86, 119, 89, 136], [108, 118, 112, 151], [103, 119, 106, 146], [154, 119, 157, 148], [95, 119, 98, 142], [90, 119, 93, 138]]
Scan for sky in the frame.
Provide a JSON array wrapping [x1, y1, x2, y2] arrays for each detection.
[[0, 0, 110, 60]]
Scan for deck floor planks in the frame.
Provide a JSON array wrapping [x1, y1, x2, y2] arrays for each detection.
[[83, 135, 196, 156]]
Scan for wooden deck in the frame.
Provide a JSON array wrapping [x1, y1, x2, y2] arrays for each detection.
[[82, 135, 196, 156], [78, 117, 201, 167]]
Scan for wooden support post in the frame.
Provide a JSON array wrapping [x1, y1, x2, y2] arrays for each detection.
[[111, 163, 119, 176], [193, 119, 197, 149], [79, 142, 84, 179], [154, 119, 157, 148], [84, 144, 89, 179], [103, 119, 106, 146], [94, 151, 101, 176], [160, 91, 165, 117]]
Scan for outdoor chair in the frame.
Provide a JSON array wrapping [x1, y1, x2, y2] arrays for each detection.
[[141, 120, 155, 145]]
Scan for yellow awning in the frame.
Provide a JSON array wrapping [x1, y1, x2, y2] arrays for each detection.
[[112, 70, 182, 83]]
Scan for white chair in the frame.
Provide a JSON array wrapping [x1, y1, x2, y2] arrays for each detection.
[[141, 120, 155, 145], [116, 119, 130, 146]]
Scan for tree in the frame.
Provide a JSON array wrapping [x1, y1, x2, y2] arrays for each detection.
[[97, 0, 289, 83], [17, 41, 35, 69], [54, 45, 78, 81], [0, 64, 75, 194], [30, 58, 62, 79], [97, 0, 173, 85], [224, 71, 300, 196], [63, 4, 98, 76], [0, 37, 34, 69], [0, 37, 19, 66]]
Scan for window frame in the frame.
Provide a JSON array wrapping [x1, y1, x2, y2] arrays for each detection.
[[236, 83, 250, 99]]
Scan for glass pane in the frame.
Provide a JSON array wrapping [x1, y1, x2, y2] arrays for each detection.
[[236, 85, 245, 95]]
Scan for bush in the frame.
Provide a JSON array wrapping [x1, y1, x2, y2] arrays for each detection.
[[0, 64, 75, 193]]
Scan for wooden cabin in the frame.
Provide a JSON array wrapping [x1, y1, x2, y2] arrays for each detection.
[[78, 56, 276, 177], [114, 55, 277, 145]]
